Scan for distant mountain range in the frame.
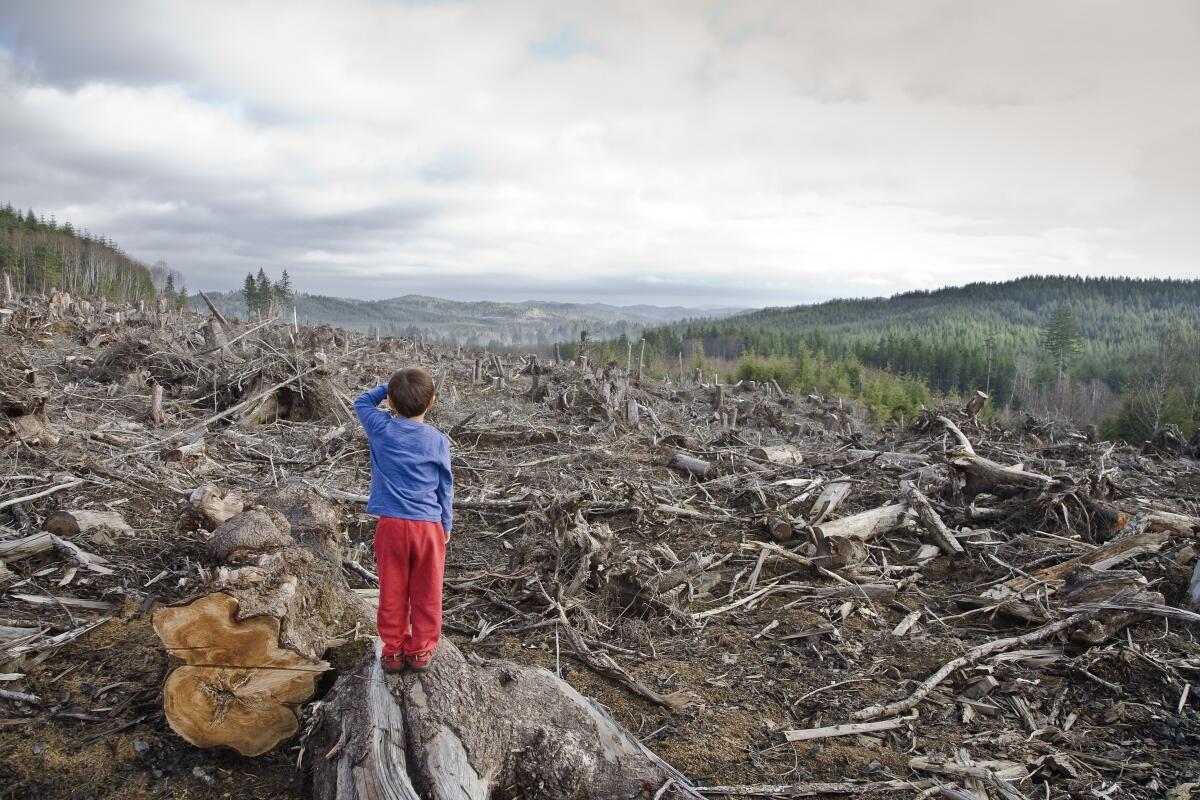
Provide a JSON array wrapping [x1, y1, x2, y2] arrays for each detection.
[[190, 290, 744, 347]]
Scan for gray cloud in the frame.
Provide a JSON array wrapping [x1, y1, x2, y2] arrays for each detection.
[[1, 0, 1198, 307]]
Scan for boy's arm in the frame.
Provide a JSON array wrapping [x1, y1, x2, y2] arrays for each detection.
[[353, 385, 390, 437], [436, 436, 454, 537]]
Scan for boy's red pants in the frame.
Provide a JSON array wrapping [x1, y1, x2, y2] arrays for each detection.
[[373, 517, 445, 657]]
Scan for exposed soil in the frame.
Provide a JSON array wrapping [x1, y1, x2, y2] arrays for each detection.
[[2, 300, 1200, 798]]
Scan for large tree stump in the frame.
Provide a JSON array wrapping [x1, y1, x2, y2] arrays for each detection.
[[309, 640, 700, 800], [156, 486, 702, 798], [153, 486, 370, 756]]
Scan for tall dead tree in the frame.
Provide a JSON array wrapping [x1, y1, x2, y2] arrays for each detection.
[[578, 330, 590, 371]]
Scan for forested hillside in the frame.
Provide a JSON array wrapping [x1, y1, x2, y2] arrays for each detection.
[[0, 204, 161, 303], [193, 287, 735, 348], [617, 276, 1200, 439]]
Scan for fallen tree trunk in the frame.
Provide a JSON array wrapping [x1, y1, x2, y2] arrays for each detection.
[[670, 451, 712, 479], [813, 503, 911, 568], [950, 451, 1060, 499], [981, 530, 1169, 603], [906, 487, 965, 558], [813, 503, 910, 541], [309, 641, 701, 800], [43, 509, 132, 538]]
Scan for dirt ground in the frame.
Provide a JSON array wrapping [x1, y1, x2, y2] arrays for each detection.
[[3, 307, 1200, 799]]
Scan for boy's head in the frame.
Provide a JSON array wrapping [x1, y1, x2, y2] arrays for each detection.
[[387, 367, 435, 418]]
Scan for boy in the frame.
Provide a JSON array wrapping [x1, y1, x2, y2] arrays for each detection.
[[354, 367, 453, 673]]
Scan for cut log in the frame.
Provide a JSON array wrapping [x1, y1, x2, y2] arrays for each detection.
[[764, 516, 793, 542], [809, 480, 852, 525], [670, 451, 712, 479], [749, 444, 805, 465], [308, 640, 701, 800], [164, 438, 207, 462], [814, 535, 868, 569], [813, 503, 910, 568], [1144, 509, 1200, 535], [813, 503, 910, 542], [188, 484, 245, 529], [153, 487, 371, 756], [906, 487, 965, 558], [43, 510, 132, 538]]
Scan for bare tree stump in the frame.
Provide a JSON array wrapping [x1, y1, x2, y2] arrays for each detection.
[[309, 640, 700, 800], [148, 382, 167, 426], [965, 390, 988, 419], [153, 487, 370, 756]]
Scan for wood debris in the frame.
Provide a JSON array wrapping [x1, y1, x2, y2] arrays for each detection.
[[0, 287, 1197, 798]]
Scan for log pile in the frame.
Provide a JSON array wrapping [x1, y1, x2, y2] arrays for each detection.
[[0, 286, 1198, 799]]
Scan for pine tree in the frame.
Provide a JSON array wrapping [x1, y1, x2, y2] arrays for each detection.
[[242, 273, 259, 317], [1041, 303, 1082, 382], [273, 269, 294, 308], [255, 269, 273, 316], [164, 273, 176, 297], [176, 281, 189, 311]]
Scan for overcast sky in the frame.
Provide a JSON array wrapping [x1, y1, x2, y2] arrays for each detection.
[[1, 1, 1198, 307]]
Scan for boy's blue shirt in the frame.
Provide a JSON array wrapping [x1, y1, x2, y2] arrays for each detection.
[[353, 385, 453, 533]]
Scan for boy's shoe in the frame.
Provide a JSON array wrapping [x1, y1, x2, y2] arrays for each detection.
[[381, 653, 406, 674], [407, 649, 435, 672]]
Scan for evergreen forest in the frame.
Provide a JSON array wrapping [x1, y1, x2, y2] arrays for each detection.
[[587, 276, 1200, 441], [0, 204, 169, 304]]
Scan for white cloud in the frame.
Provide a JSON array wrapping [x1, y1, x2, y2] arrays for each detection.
[[0, 0, 1198, 305]]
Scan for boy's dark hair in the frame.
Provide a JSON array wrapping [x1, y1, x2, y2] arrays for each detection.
[[387, 368, 435, 417]]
